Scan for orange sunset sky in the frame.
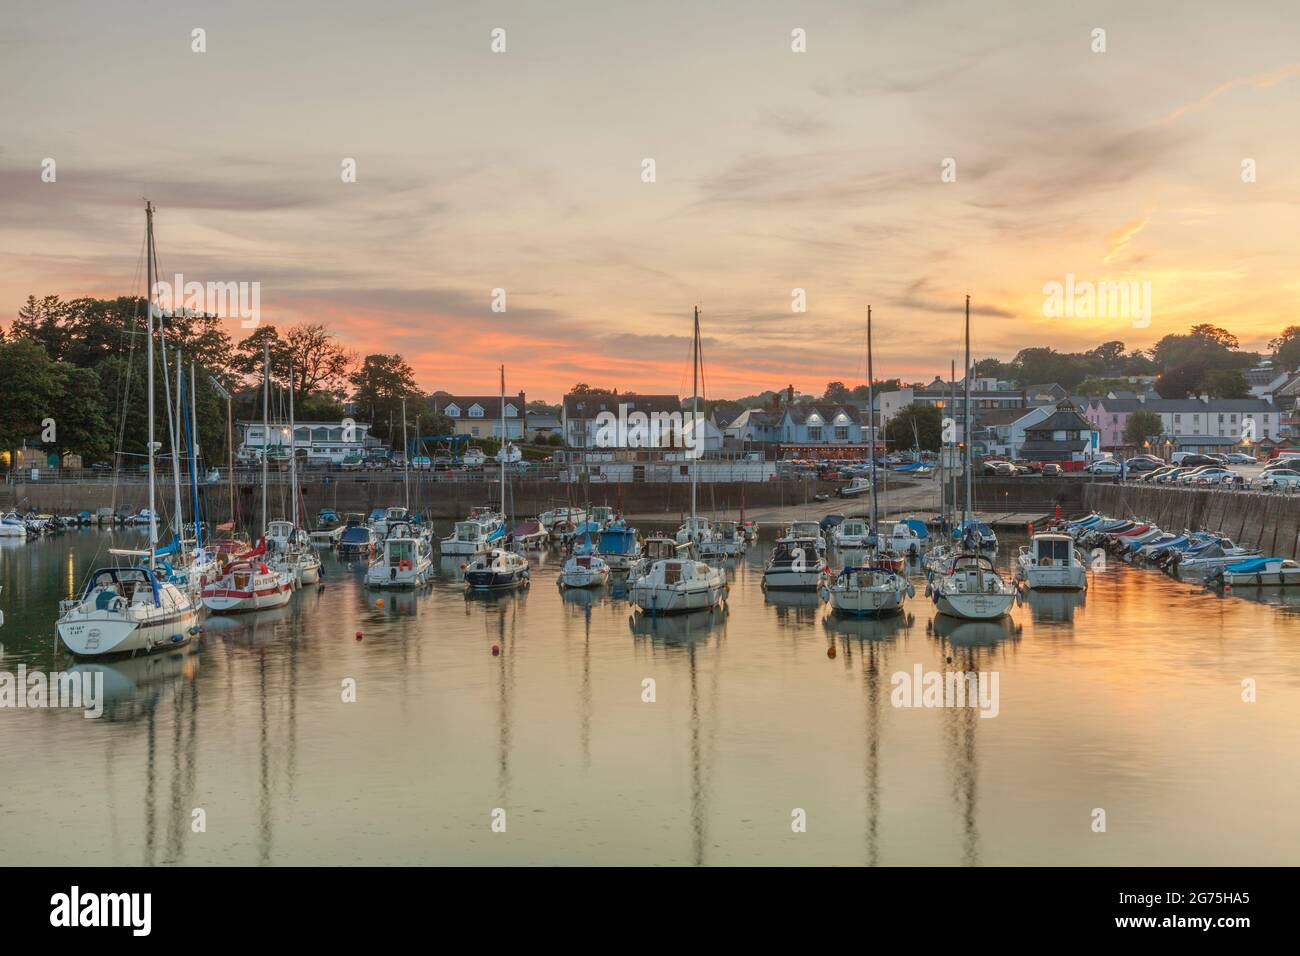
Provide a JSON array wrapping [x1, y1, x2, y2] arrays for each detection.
[[3, 0, 1299, 401]]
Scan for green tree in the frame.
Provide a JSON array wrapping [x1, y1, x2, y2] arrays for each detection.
[[823, 381, 850, 402], [1124, 410, 1164, 446], [1204, 368, 1249, 399], [884, 404, 943, 452], [1269, 326, 1300, 372], [0, 339, 62, 466], [349, 354, 420, 441]]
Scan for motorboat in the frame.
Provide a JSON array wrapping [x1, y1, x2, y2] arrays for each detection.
[[512, 519, 549, 549], [539, 506, 586, 531], [1016, 533, 1087, 591], [372, 506, 415, 538], [833, 517, 873, 550], [590, 505, 616, 528], [739, 519, 759, 543], [931, 552, 1016, 620], [366, 521, 434, 588], [762, 536, 829, 591], [886, 517, 928, 556], [464, 548, 531, 591], [676, 516, 713, 550], [57, 564, 199, 656], [442, 519, 495, 556], [823, 562, 913, 617], [0, 512, 28, 538], [838, 477, 872, 498], [558, 552, 610, 589], [709, 520, 744, 556], [785, 520, 827, 554], [596, 525, 642, 571], [1214, 557, 1300, 587], [336, 516, 379, 558], [201, 558, 294, 613], [953, 518, 997, 553], [630, 536, 692, 580], [628, 556, 727, 614]]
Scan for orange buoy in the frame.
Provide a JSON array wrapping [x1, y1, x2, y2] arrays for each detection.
[[376, 598, 384, 607], [491, 644, 501, 656], [827, 646, 837, 659], [355, 630, 363, 641]]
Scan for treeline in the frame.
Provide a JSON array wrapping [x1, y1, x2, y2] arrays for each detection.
[[0, 294, 436, 468]]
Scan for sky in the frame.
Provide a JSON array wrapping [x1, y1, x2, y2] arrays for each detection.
[[2, 0, 1299, 401]]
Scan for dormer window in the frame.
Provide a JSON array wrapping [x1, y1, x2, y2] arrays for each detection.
[[504, 404, 517, 417], [469, 404, 485, 418], [444, 403, 461, 417]]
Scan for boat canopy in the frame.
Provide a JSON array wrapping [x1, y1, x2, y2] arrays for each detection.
[[901, 517, 929, 538], [598, 527, 639, 553], [81, 567, 162, 607], [1225, 557, 1281, 574]]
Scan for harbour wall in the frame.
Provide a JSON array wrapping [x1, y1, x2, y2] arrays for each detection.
[[1082, 483, 1300, 560], [1, 478, 855, 523]]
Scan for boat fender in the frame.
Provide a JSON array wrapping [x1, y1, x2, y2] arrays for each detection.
[[905, 581, 915, 599]]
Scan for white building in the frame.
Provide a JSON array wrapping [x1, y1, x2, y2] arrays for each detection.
[[238, 420, 372, 464]]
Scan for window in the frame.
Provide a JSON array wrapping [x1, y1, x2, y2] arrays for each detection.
[[808, 427, 822, 441], [834, 426, 849, 441], [504, 404, 517, 417], [469, 404, 485, 418], [444, 404, 460, 417], [471, 426, 480, 436]]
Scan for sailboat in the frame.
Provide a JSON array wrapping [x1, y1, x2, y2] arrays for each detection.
[[629, 308, 727, 614], [930, 296, 1016, 621], [267, 362, 321, 586], [57, 203, 201, 656], [825, 307, 912, 617], [465, 365, 530, 591], [202, 343, 296, 613]]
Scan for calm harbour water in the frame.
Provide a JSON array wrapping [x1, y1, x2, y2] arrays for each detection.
[[0, 525, 1297, 866]]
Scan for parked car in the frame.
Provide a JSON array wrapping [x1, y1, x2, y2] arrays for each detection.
[[1123, 457, 1163, 473], [1040, 463, 1063, 477], [1011, 459, 1042, 474], [1171, 453, 1226, 468], [1261, 457, 1300, 473], [982, 459, 1009, 475], [340, 454, 363, 471], [1086, 459, 1122, 474], [1222, 452, 1257, 465], [1256, 469, 1300, 490]]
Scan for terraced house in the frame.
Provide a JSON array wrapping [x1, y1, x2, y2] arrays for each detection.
[[1084, 392, 1280, 453], [433, 392, 527, 440]]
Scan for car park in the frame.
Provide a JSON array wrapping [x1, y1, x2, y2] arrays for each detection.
[[1040, 463, 1062, 477], [1085, 459, 1122, 474], [1256, 468, 1300, 490]]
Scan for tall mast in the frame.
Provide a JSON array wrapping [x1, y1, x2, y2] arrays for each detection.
[[401, 396, 410, 512], [963, 295, 972, 529], [288, 360, 299, 528], [691, 306, 700, 524], [949, 358, 957, 531], [188, 360, 202, 548], [867, 306, 877, 543], [145, 202, 157, 555], [261, 342, 270, 538], [500, 364, 507, 518], [172, 352, 185, 551]]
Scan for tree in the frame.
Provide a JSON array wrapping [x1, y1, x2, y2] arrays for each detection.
[[1204, 368, 1248, 399], [1155, 361, 1208, 398], [1124, 410, 1164, 446], [1270, 326, 1300, 372], [0, 339, 62, 465], [884, 404, 943, 452], [823, 381, 850, 402], [1075, 377, 1132, 396], [1189, 324, 1239, 350], [285, 323, 356, 400], [348, 354, 420, 441]]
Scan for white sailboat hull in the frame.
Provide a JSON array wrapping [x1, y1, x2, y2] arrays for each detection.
[[936, 589, 1014, 620], [58, 607, 198, 657], [365, 558, 432, 588], [629, 581, 725, 614]]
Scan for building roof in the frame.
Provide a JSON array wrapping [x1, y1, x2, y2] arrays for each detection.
[[1088, 396, 1276, 414], [563, 392, 680, 418], [435, 393, 527, 419], [978, 406, 1044, 428], [783, 402, 861, 425], [526, 413, 561, 429], [1026, 402, 1093, 433]]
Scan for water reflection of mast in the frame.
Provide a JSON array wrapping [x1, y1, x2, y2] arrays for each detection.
[[257, 647, 273, 865], [943, 646, 980, 866], [495, 601, 518, 807], [687, 641, 706, 866]]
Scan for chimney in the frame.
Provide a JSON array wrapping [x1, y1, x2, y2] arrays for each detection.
[[1199, 393, 1210, 403], [787, 384, 795, 404]]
